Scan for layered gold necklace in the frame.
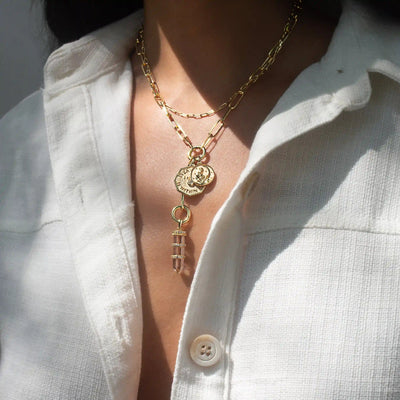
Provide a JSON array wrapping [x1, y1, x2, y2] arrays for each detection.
[[136, 0, 303, 274]]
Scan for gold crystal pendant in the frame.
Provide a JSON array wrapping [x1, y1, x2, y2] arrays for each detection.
[[171, 229, 186, 273], [171, 201, 191, 273]]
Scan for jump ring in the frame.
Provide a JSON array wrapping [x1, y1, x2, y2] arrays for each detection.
[[187, 146, 206, 161], [171, 204, 191, 225]]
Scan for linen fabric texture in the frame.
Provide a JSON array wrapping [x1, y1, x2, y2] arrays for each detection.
[[1, 1, 400, 399]]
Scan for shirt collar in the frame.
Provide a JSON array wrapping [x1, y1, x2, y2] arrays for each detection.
[[44, 9, 144, 94], [43, 0, 400, 190], [243, 0, 400, 172]]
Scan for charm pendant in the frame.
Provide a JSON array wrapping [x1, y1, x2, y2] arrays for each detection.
[[171, 146, 215, 273], [174, 166, 206, 196], [174, 163, 215, 196], [191, 164, 215, 186]]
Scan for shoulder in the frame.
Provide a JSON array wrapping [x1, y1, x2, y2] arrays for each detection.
[[0, 90, 47, 185], [0, 90, 45, 146], [0, 90, 61, 232]]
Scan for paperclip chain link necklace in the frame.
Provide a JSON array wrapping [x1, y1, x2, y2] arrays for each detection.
[[136, 0, 303, 273]]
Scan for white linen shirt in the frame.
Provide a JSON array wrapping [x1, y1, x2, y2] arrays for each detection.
[[1, 2, 400, 399]]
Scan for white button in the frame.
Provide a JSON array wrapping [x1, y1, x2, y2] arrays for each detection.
[[242, 171, 260, 199], [190, 334, 222, 367]]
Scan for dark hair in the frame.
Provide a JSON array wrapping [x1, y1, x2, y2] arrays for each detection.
[[42, 0, 400, 45], [43, 0, 143, 45]]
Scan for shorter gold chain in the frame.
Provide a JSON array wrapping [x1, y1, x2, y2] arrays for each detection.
[[136, 0, 302, 150], [136, 29, 226, 119]]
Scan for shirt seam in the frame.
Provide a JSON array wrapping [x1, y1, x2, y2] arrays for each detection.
[[246, 224, 400, 237], [0, 219, 63, 234], [81, 85, 141, 399]]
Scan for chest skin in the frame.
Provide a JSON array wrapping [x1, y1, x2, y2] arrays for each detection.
[[129, 58, 328, 399], [129, 11, 337, 396], [128, 44, 288, 395], [130, 101, 252, 400]]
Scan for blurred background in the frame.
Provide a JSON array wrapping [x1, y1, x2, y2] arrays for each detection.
[[0, 0, 52, 118]]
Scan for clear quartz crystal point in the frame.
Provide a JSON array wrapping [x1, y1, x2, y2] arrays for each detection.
[[172, 229, 186, 273]]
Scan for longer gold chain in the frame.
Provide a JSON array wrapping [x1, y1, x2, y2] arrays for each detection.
[[136, 0, 302, 133], [135, 0, 303, 274]]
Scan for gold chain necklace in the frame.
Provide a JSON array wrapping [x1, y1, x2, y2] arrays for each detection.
[[136, 0, 303, 274]]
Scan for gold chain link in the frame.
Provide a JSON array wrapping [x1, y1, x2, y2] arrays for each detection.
[[136, 0, 302, 151]]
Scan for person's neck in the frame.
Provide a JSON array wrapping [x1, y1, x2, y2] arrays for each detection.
[[141, 0, 294, 110]]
